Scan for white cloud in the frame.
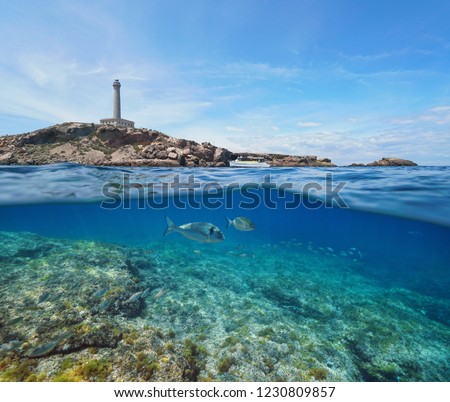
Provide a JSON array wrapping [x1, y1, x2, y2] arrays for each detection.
[[430, 106, 450, 113], [193, 61, 300, 81], [339, 51, 394, 61], [225, 126, 245, 132], [390, 105, 450, 127], [131, 98, 212, 128], [297, 121, 322, 127]]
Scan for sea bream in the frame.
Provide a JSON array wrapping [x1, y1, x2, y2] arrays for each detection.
[[164, 216, 225, 243], [226, 216, 255, 231]]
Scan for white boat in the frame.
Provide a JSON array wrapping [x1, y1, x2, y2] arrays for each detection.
[[229, 156, 271, 168]]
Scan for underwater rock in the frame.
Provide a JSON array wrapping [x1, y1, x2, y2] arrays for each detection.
[[1, 231, 448, 382], [0, 232, 58, 260], [64, 324, 122, 353], [0, 231, 147, 364], [127, 253, 154, 271]]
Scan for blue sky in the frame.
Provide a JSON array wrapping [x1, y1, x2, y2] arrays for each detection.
[[1, 0, 450, 165]]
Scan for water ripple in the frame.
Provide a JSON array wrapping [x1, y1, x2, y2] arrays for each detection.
[[0, 164, 449, 227]]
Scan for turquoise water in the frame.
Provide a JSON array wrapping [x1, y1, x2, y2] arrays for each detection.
[[0, 165, 449, 381]]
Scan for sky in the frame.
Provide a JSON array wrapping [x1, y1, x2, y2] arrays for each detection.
[[1, 0, 450, 165]]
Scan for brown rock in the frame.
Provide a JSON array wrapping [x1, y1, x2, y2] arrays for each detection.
[[0, 151, 12, 165], [213, 147, 231, 163], [154, 150, 168, 159], [366, 157, 417, 166]]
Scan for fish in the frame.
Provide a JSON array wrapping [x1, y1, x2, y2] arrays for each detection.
[[99, 299, 112, 311], [8, 316, 24, 326], [126, 291, 143, 303], [1, 340, 22, 352], [164, 216, 225, 243], [27, 332, 73, 358], [27, 340, 60, 357], [226, 216, 255, 231], [37, 292, 51, 304], [141, 287, 150, 299], [154, 289, 167, 299], [93, 286, 109, 298]]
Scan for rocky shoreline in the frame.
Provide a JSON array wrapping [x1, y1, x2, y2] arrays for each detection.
[[0, 123, 416, 167]]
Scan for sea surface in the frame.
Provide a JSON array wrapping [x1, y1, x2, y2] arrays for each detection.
[[0, 164, 449, 382]]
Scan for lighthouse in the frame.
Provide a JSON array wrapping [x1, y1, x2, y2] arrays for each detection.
[[113, 79, 121, 119], [100, 79, 135, 128]]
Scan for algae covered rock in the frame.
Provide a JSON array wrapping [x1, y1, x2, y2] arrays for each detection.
[[0, 232, 146, 359]]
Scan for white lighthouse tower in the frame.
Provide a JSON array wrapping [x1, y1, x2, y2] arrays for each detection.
[[100, 79, 135, 128], [113, 79, 121, 119]]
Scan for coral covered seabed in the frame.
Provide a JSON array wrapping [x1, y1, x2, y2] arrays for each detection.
[[0, 231, 449, 382]]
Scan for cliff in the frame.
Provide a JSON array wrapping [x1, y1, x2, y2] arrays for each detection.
[[0, 123, 335, 167]]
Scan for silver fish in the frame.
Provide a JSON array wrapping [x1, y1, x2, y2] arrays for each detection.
[[37, 292, 51, 304], [127, 291, 143, 303], [141, 287, 150, 299], [99, 299, 112, 310], [226, 216, 255, 231], [1, 340, 22, 352], [93, 286, 109, 298], [27, 340, 60, 358], [27, 332, 72, 358], [164, 216, 225, 243]]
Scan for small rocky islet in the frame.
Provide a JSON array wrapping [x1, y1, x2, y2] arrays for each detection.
[[0, 231, 448, 382], [0, 122, 416, 167]]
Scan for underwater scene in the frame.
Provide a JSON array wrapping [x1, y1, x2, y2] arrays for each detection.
[[0, 164, 449, 382]]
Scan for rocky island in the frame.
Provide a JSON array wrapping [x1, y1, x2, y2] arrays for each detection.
[[0, 122, 417, 167], [350, 157, 418, 167], [0, 123, 335, 167]]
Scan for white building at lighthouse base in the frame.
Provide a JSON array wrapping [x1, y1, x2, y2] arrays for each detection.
[[99, 117, 135, 128]]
